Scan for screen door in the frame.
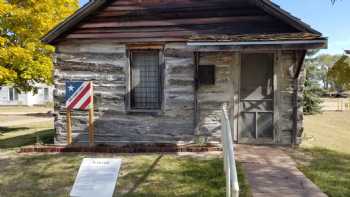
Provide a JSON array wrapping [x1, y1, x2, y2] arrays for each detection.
[[239, 53, 274, 143]]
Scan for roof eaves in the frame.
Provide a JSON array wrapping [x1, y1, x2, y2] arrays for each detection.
[[42, 0, 107, 44], [252, 0, 322, 35]]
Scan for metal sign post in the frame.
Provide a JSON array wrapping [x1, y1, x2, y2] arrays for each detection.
[[65, 81, 94, 146]]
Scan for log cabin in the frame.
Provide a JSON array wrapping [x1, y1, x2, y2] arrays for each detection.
[[43, 0, 327, 145]]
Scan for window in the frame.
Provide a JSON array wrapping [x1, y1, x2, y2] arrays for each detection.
[[198, 65, 215, 85], [130, 50, 161, 110], [9, 88, 19, 101], [44, 88, 49, 101]]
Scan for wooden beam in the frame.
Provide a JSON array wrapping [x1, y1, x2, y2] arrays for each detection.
[[189, 42, 327, 52], [79, 16, 273, 28], [292, 50, 306, 145], [194, 52, 199, 135], [88, 108, 95, 146], [88, 84, 95, 146], [66, 109, 72, 145]]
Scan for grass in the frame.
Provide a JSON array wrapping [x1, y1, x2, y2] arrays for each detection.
[[291, 148, 350, 197], [0, 152, 251, 197], [0, 106, 52, 114], [290, 111, 350, 197], [0, 121, 54, 148], [0, 114, 251, 197], [303, 111, 350, 153]]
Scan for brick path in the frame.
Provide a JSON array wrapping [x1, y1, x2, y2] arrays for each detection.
[[236, 145, 327, 197]]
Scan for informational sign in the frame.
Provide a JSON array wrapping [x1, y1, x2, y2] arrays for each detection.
[[65, 81, 93, 110], [70, 158, 122, 197]]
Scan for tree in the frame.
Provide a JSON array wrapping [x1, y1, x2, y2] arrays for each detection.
[[327, 55, 350, 93], [304, 54, 341, 91], [303, 61, 324, 114], [0, 0, 78, 92], [315, 54, 340, 90]]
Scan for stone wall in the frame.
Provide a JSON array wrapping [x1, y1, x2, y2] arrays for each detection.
[[53, 41, 302, 145]]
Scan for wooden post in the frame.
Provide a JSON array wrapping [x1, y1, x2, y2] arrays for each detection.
[[66, 109, 72, 145], [88, 84, 94, 146], [88, 108, 94, 146]]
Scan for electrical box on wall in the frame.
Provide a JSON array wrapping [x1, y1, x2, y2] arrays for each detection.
[[198, 65, 215, 85]]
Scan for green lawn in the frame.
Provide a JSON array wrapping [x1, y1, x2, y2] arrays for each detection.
[[0, 121, 54, 148], [0, 118, 251, 197], [0, 151, 250, 197], [290, 111, 350, 197], [303, 111, 350, 153]]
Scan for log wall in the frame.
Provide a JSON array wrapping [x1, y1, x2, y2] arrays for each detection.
[[54, 40, 303, 145], [276, 51, 305, 144], [54, 42, 196, 144], [197, 52, 237, 143]]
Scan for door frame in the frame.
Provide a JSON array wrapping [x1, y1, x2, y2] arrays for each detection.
[[233, 51, 279, 144]]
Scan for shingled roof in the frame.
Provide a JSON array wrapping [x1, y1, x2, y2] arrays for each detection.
[[42, 0, 325, 44]]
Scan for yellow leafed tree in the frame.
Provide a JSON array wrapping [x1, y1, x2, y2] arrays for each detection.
[[0, 0, 78, 92]]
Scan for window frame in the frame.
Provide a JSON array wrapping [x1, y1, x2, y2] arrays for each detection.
[[44, 88, 49, 101], [9, 88, 18, 102], [127, 48, 164, 113]]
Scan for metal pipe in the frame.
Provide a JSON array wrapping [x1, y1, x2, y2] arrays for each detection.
[[221, 104, 239, 197]]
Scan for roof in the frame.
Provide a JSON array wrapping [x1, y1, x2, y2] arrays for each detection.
[[190, 33, 324, 42], [42, 0, 324, 44], [42, 0, 107, 44], [254, 0, 321, 35]]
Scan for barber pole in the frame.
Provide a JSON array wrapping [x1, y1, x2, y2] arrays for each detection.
[[65, 81, 94, 146]]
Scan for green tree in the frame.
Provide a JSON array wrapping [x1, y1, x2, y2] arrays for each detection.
[[327, 55, 350, 93], [304, 58, 324, 114], [316, 54, 340, 90], [0, 0, 78, 92]]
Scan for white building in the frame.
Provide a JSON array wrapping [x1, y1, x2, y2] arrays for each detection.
[[0, 84, 53, 106]]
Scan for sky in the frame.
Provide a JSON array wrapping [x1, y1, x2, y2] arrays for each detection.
[[79, 0, 350, 55]]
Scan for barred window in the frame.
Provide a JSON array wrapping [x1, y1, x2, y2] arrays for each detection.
[[130, 50, 161, 110]]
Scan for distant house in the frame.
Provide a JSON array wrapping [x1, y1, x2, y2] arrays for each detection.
[[0, 84, 53, 106], [43, 0, 327, 145], [345, 50, 350, 54]]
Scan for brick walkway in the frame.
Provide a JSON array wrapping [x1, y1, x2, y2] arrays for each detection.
[[236, 145, 327, 197]]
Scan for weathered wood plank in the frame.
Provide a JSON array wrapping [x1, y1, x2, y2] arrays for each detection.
[[79, 16, 273, 29]]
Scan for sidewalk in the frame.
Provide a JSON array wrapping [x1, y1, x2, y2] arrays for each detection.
[[236, 145, 327, 197]]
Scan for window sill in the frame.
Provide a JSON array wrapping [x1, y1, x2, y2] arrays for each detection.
[[126, 109, 162, 115]]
